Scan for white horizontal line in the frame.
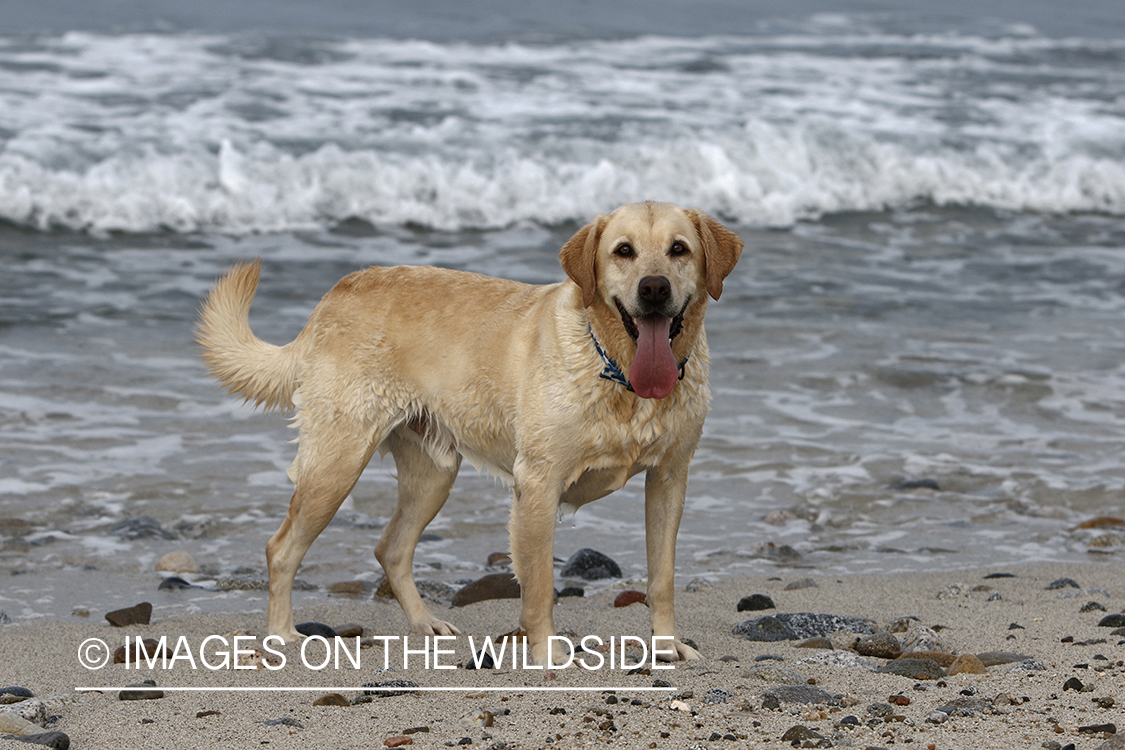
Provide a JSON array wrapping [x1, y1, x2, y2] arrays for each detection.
[[75, 686, 674, 693]]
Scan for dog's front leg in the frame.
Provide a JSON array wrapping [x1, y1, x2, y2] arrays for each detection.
[[645, 456, 702, 661], [507, 468, 567, 668]]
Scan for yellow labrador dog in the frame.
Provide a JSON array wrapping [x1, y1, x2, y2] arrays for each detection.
[[198, 202, 742, 665]]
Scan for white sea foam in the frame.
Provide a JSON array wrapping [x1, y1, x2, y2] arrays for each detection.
[[1, 31, 1123, 234]]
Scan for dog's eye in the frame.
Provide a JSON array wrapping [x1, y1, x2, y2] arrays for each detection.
[[669, 241, 688, 257], [613, 243, 634, 258]]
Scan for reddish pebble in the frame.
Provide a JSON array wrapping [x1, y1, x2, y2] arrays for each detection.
[[889, 695, 911, 706], [385, 737, 413, 747], [614, 590, 646, 608]]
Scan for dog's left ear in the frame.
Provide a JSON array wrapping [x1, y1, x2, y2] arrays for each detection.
[[689, 210, 743, 301], [559, 214, 606, 308]]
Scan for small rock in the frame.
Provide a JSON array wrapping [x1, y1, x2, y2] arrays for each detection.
[[1093, 733, 1125, 750], [487, 552, 512, 567], [1009, 622, 1025, 630], [1077, 724, 1117, 736], [900, 625, 948, 653], [313, 693, 349, 706], [760, 685, 835, 706], [327, 624, 361, 638], [70, 609, 89, 618], [737, 594, 776, 612], [1063, 677, 1085, 692], [975, 651, 1032, 667], [558, 586, 584, 598], [1, 699, 46, 727], [793, 636, 834, 649], [155, 551, 198, 574], [702, 688, 732, 705], [451, 573, 521, 607], [797, 650, 881, 670], [262, 717, 304, 728], [983, 572, 1016, 579], [854, 633, 902, 659], [0, 689, 33, 700], [780, 725, 824, 742], [883, 616, 921, 633], [947, 654, 987, 675], [105, 602, 152, 627], [896, 651, 956, 667], [327, 581, 374, 596], [0, 713, 41, 737], [867, 703, 894, 718], [196, 710, 220, 718], [416, 580, 457, 601], [362, 680, 420, 697], [1046, 578, 1081, 590], [118, 680, 164, 701], [685, 577, 712, 592], [1081, 601, 1108, 613], [5, 731, 70, 749], [157, 576, 199, 590], [783, 577, 818, 591], [613, 590, 646, 608], [1097, 614, 1125, 628], [559, 549, 622, 580], [1006, 658, 1047, 672], [384, 736, 413, 747], [878, 658, 945, 680], [733, 616, 796, 642], [733, 612, 873, 641], [296, 622, 338, 639], [935, 696, 990, 717]]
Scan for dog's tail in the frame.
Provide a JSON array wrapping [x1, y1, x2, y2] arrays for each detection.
[[196, 259, 305, 411]]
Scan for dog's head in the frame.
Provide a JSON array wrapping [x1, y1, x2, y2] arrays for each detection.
[[560, 202, 743, 399]]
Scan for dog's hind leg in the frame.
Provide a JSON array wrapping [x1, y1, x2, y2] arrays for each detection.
[[266, 429, 377, 642], [375, 427, 462, 636]]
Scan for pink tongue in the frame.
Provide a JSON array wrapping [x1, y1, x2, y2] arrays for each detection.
[[629, 314, 678, 399]]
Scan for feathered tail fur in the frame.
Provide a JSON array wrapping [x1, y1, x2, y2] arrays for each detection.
[[196, 259, 305, 411]]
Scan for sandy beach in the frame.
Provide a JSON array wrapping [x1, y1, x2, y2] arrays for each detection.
[[2, 562, 1122, 749]]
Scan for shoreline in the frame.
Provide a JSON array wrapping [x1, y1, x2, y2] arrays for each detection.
[[3, 562, 1123, 749]]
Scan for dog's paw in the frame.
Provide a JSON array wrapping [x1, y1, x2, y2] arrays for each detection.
[[655, 639, 702, 662], [410, 619, 462, 637], [267, 630, 303, 644], [530, 639, 573, 669]]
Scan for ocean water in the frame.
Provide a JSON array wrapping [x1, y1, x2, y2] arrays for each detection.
[[2, 4, 1124, 622]]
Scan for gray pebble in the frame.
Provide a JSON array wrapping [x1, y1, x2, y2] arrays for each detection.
[[760, 685, 836, 706], [702, 688, 733, 705], [118, 681, 164, 701]]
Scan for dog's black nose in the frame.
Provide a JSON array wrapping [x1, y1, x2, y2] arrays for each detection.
[[638, 275, 671, 309]]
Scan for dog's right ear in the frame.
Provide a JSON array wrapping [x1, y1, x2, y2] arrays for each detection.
[[559, 215, 606, 308]]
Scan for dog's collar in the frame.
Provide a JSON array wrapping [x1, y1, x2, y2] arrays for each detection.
[[588, 325, 688, 392]]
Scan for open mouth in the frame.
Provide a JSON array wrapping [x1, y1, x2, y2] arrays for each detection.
[[614, 297, 688, 342], [613, 297, 690, 400]]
